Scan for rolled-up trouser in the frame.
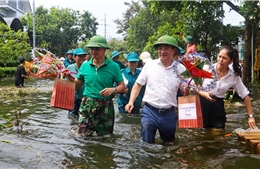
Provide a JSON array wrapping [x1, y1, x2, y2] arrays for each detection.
[[141, 105, 178, 144], [78, 97, 114, 136]]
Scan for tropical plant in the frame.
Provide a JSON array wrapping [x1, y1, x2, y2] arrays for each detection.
[[0, 23, 31, 66]]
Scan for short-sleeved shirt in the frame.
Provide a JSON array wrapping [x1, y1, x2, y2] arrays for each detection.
[[117, 67, 145, 108], [113, 60, 126, 70], [77, 57, 123, 99], [15, 65, 27, 86], [67, 63, 84, 100], [63, 58, 74, 68], [136, 59, 186, 108], [209, 63, 249, 99]]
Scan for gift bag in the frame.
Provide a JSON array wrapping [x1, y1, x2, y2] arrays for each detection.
[[50, 78, 75, 110], [178, 95, 203, 128]]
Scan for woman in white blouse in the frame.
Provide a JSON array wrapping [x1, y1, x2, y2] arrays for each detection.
[[197, 45, 257, 129]]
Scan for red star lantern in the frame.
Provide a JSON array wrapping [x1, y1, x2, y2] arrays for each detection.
[[180, 58, 214, 86]]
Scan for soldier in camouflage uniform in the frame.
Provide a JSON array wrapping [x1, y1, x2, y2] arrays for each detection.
[[73, 35, 125, 136]]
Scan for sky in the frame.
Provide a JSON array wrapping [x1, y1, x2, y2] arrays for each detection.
[[30, 0, 244, 39]]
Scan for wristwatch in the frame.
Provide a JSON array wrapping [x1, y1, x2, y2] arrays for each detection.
[[248, 114, 254, 118], [113, 87, 117, 94]]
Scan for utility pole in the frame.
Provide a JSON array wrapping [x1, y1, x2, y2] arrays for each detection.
[[32, 0, 36, 49], [104, 13, 107, 39]]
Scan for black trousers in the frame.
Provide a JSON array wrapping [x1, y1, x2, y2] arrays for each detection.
[[199, 96, 227, 129]]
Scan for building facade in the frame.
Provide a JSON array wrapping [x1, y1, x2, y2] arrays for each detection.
[[0, 0, 31, 18], [0, 0, 31, 31]]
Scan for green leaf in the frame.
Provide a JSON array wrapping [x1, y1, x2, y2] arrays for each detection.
[[0, 140, 14, 144]]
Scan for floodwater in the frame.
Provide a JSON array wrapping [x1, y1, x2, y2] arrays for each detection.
[[0, 78, 260, 169]]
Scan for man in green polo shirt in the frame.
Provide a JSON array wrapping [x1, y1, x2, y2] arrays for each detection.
[[75, 35, 125, 136]]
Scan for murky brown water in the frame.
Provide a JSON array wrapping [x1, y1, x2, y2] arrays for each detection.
[[0, 78, 260, 169]]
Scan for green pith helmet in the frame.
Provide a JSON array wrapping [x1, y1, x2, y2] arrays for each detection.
[[86, 35, 110, 49], [73, 48, 86, 56], [85, 48, 90, 54], [153, 35, 180, 53], [185, 35, 194, 44]]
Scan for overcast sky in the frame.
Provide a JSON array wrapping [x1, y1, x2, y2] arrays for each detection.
[[30, 0, 244, 39]]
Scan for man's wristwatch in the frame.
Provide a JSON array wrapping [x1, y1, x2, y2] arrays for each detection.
[[113, 87, 117, 94], [248, 114, 254, 118]]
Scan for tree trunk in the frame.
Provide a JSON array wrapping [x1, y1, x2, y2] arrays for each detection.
[[242, 19, 252, 84]]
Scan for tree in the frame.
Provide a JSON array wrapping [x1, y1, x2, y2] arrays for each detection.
[[143, 22, 182, 58], [129, 3, 181, 54], [224, 1, 260, 84], [114, 1, 142, 36], [107, 38, 128, 59], [149, 0, 260, 84], [115, 1, 180, 54], [78, 11, 99, 42], [148, 1, 242, 60], [21, 6, 98, 56], [0, 23, 31, 65]]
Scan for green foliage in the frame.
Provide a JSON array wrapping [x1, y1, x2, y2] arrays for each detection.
[[0, 60, 19, 67], [0, 69, 4, 78], [18, 89, 23, 97], [107, 38, 128, 60], [0, 87, 32, 131], [175, 1, 227, 58], [0, 114, 11, 129], [21, 6, 98, 56], [0, 23, 31, 65], [79, 11, 99, 41], [149, 0, 183, 13], [114, 1, 142, 36], [225, 89, 236, 100], [239, 1, 260, 20], [118, 1, 180, 55], [144, 23, 182, 58], [78, 40, 89, 52], [224, 89, 236, 108], [144, 1, 243, 60], [213, 1, 260, 84], [0, 67, 17, 78]]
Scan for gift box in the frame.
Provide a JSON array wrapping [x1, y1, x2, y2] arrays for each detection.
[[50, 78, 75, 110], [178, 95, 203, 128]]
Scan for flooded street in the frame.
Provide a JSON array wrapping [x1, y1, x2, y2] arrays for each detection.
[[0, 78, 260, 169]]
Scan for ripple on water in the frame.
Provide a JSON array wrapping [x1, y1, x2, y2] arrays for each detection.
[[1, 78, 260, 168]]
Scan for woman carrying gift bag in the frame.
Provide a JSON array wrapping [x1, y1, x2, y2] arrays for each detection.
[[197, 45, 258, 130]]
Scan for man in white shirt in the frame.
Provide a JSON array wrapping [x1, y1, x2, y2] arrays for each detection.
[[125, 35, 186, 144]]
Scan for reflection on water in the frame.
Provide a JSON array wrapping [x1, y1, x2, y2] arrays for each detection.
[[0, 78, 260, 168]]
